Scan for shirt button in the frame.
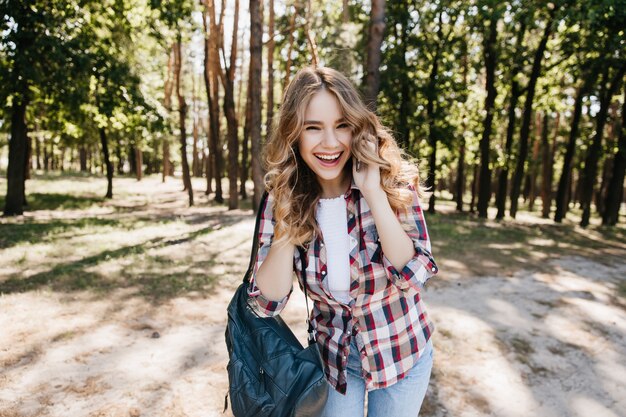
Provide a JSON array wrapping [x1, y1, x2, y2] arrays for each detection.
[[431, 267, 436, 272], [346, 330, 351, 335], [321, 270, 327, 276]]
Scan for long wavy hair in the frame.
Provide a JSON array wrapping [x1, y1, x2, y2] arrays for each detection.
[[264, 67, 424, 246]]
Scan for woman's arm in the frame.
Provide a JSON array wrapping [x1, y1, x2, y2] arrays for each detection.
[[247, 194, 296, 317]]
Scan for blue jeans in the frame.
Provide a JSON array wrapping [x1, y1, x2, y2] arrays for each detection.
[[321, 338, 434, 417]]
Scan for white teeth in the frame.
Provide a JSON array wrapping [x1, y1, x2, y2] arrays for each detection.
[[315, 153, 341, 161]]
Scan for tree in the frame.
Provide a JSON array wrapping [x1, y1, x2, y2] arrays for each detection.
[[249, 0, 264, 209], [509, 2, 558, 218], [603, 85, 626, 225], [476, 3, 501, 219], [363, 0, 386, 109]]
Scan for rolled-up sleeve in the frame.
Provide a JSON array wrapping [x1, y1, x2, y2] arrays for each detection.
[[382, 185, 439, 292], [247, 193, 293, 317]]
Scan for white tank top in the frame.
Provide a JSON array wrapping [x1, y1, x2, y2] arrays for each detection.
[[316, 196, 352, 303]]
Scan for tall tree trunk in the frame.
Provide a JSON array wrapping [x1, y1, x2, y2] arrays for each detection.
[[603, 84, 626, 225], [201, 13, 213, 195], [554, 70, 600, 222], [527, 112, 543, 211], [596, 103, 620, 215], [495, 20, 526, 219], [477, 14, 498, 218], [470, 160, 479, 213], [79, 144, 87, 172], [222, 0, 240, 210], [250, 0, 264, 209], [135, 145, 143, 181], [240, 69, 252, 199], [509, 9, 555, 218], [363, 0, 386, 110], [304, 0, 319, 67], [540, 113, 553, 218], [99, 127, 113, 199], [426, 44, 442, 214], [397, 7, 410, 150], [162, 46, 175, 183], [205, 0, 224, 203], [191, 73, 201, 177], [456, 40, 469, 212], [174, 38, 194, 206], [4, 91, 29, 216], [283, 4, 297, 94], [266, 0, 275, 139], [579, 65, 625, 227]]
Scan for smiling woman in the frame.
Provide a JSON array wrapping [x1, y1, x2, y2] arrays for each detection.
[[240, 67, 440, 417]]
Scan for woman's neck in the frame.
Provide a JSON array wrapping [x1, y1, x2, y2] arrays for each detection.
[[318, 173, 351, 199]]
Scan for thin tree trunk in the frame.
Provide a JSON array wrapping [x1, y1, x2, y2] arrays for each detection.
[[135, 146, 143, 181], [554, 70, 599, 222], [579, 64, 625, 227], [304, 0, 319, 67], [477, 13, 498, 218], [205, 0, 224, 203], [509, 8, 555, 218], [162, 46, 175, 183], [363, 0, 386, 110], [528, 112, 543, 211], [426, 45, 442, 214], [221, 0, 240, 210], [240, 70, 251, 198], [456, 41, 469, 212], [250, 0, 264, 209], [540, 113, 552, 217], [283, 4, 297, 94], [192, 73, 201, 177], [99, 127, 113, 199], [174, 38, 194, 206], [266, 0, 275, 139], [603, 84, 626, 225]]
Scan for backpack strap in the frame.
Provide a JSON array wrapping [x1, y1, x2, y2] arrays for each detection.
[[244, 191, 316, 345]]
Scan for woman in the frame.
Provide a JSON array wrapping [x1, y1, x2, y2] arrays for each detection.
[[247, 67, 439, 417]]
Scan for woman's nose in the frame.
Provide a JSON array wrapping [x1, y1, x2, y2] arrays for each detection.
[[321, 128, 339, 148]]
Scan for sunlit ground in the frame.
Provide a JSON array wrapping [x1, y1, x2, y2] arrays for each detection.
[[0, 172, 625, 416]]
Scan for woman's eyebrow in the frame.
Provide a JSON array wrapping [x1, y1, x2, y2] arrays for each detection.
[[303, 119, 346, 124]]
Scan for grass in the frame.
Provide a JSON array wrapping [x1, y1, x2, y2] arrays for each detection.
[[1, 171, 624, 301]]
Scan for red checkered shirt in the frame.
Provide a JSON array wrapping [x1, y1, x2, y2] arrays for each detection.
[[248, 182, 438, 394]]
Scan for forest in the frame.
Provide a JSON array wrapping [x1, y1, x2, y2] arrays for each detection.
[[1, 0, 625, 225]]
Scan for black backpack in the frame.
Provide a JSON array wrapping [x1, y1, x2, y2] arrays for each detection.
[[224, 193, 329, 417]]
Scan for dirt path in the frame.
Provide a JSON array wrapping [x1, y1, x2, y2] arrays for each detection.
[[1, 176, 625, 416]]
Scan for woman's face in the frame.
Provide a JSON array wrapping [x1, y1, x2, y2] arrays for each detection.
[[298, 89, 353, 196]]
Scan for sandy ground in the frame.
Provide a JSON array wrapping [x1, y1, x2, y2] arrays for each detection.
[[1, 178, 625, 417]]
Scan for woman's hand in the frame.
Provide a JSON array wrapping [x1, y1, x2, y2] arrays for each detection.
[[352, 140, 384, 202]]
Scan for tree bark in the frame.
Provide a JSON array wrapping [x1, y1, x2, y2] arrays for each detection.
[[240, 66, 252, 199], [283, 4, 297, 94], [527, 112, 544, 211], [135, 146, 143, 181], [540, 112, 553, 217], [174, 39, 194, 206], [477, 13, 498, 218], [579, 64, 625, 227], [4, 92, 29, 216], [250, 0, 264, 209], [426, 44, 442, 214], [554, 70, 599, 222], [363, 0, 386, 110], [99, 127, 113, 199], [509, 8, 555, 218], [266, 0, 275, 139], [222, 0, 240, 210], [603, 84, 626, 225], [205, 0, 224, 203]]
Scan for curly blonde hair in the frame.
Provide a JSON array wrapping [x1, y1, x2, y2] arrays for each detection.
[[264, 67, 423, 246]]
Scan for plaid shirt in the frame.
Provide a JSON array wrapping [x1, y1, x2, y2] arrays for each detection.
[[247, 182, 438, 394]]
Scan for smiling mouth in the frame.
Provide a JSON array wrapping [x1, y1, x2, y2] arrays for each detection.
[[314, 152, 343, 162]]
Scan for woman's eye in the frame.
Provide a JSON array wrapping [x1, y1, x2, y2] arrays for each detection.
[[305, 126, 321, 131], [337, 123, 349, 129]]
